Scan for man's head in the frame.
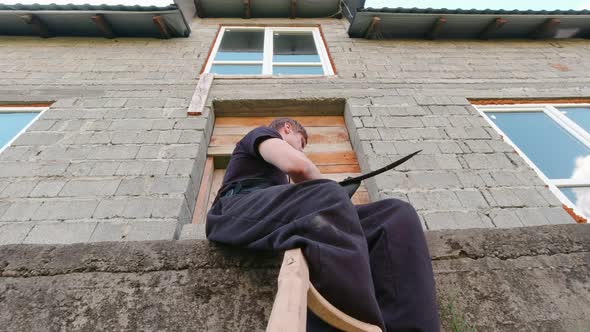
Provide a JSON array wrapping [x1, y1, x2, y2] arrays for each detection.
[[269, 117, 308, 152]]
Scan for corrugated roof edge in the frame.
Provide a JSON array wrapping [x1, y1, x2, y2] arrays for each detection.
[[0, 3, 177, 11], [359, 6, 590, 16]]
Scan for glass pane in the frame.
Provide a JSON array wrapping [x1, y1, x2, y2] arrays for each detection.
[[273, 66, 323, 75], [487, 112, 590, 179], [214, 30, 264, 61], [559, 186, 590, 218], [0, 112, 39, 148], [273, 31, 320, 63], [558, 107, 590, 133], [210, 64, 262, 75]]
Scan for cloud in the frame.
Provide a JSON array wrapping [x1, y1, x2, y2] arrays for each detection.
[[579, 2, 590, 9], [570, 155, 590, 218]]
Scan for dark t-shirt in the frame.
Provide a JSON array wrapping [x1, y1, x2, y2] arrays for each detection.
[[220, 126, 288, 192]]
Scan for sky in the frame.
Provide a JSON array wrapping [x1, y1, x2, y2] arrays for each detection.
[[3, 0, 590, 10]]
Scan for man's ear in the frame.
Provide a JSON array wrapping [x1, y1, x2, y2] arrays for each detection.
[[283, 122, 292, 134]]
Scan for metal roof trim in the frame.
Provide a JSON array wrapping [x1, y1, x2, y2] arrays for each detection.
[[0, 3, 178, 11], [348, 10, 590, 39], [359, 6, 590, 16]]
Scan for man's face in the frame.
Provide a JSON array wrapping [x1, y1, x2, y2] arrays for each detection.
[[284, 130, 306, 152], [280, 123, 306, 152]]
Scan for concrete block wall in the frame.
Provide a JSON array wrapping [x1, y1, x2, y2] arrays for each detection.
[[0, 17, 586, 244], [0, 36, 214, 244]]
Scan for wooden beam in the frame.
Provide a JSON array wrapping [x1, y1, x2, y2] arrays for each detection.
[[290, 0, 297, 19], [152, 15, 171, 39], [530, 18, 561, 39], [266, 249, 310, 332], [187, 73, 214, 116], [20, 14, 52, 38], [91, 14, 115, 39], [427, 16, 447, 39], [479, 17, 507, 40], [194, 0, 205, 18], [364, 16, 381, 39], [308, 279, 381, 332], [243, 0, 251, 19], [192, 157, 215, 224]]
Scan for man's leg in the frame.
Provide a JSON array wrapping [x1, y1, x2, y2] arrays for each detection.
[[207, 179, 385, 330], [356, 199, 440, 331]]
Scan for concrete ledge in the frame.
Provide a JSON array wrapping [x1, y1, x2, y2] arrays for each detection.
[[0, 224, 588, 331]]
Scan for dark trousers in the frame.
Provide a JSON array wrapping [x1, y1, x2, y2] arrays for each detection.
[[206, 179, 440, 331]]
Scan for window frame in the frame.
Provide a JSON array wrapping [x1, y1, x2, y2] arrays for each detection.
[[203, 26, 335, 77], [0, 106, 48, 155], [474, 103, 590, 218]]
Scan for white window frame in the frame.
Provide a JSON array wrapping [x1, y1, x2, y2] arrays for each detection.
[[474, 103, 590, 219], [0, 106, 48, 155], [204, 26, 335, 77]]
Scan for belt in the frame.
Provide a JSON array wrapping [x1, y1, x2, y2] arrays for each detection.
[[219, 179, 274, 198]]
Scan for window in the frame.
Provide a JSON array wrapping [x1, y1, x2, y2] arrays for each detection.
[[0, 106, 46, 154], [204, 26, 334, 76], [191, 114, 366, 224], [475, 103, 590, 220]]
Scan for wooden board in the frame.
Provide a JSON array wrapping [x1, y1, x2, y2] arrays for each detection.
[[194, 115, 371, 211], [215, 116, 344, 128], [207, 169, 225, 212], [211, 127, 350, 146], [192, 157, 214, 224], [207, 142, 353, 157]]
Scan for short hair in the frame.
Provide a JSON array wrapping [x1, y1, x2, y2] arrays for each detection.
[[268, 117, 308, 145]]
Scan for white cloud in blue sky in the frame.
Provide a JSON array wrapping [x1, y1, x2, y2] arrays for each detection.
[[364, 0, 590, 10]]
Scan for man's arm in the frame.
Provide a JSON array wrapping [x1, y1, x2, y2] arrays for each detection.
[[258, 138, 322, 183]]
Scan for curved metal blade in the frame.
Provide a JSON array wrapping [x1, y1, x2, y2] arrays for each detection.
[[339, 150, 421, 186]]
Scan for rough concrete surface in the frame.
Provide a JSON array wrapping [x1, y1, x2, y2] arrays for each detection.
[[0, 224, 588, 331]]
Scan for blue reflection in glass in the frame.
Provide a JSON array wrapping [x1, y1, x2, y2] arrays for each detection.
[[273, 54, 321, 63], [214, 30, 264, 61], [211, 64, 262, 75], [273, 66, 323, 75], [215, 52, 263, 61], [1, 112, 39, 149], [273, 32, 320, 63], [487, 112, 590, 179], [559, 107, 590, 133]]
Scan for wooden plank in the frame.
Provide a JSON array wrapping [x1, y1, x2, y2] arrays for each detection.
[[266, 249, 309, 332], [427, 16, 447, 39], [530, 18, 560, 39], [290, 0, 297, 19], [352, 191, 370, 205], [20, 14, 52, 38], [364, 16, 381, 39], [307, 151, 358, 166], [307, 278, 381, 332], [244, 0, 251, 19], [213, 126, 347, 136], [91, 14, 115, 39], [210, 127, 350, 146], [207, 169, 225, 212], [479, 17, 507, 40], [188, 73, 214, 116], [152, 15, 171, 39], [192, 157, 214, 224], [207, 142, 353, 156], [318, 164, 361, 174], [215, 116, 345, 127]]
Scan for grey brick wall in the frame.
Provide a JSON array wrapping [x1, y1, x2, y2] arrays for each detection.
[[0, 18, 585, 244]]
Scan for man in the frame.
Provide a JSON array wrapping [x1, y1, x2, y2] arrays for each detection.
[[206, 118, 440, 331]]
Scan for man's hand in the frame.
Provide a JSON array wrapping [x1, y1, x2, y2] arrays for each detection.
[[259, 138, 322, 183]]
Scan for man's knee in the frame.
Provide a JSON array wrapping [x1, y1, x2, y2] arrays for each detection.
[[382, 198, 424, 232]]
